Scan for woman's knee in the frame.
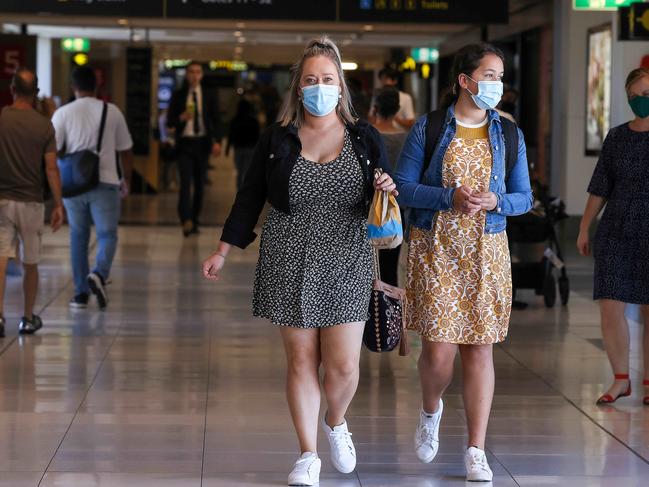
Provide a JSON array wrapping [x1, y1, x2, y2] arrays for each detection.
[[286, 350, 319, 376], [418, 343, 455, 374], [323, 358, 359, 382], [460, 345, 493, 368]]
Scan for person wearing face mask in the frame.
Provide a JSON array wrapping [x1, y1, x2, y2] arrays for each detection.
[[577, 68, 649, 407], [394, 43, 533, 482], [201, 36, 395, 486]]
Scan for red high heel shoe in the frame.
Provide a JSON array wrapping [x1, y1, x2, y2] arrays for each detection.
[[596, 374, 631, 405], [643, 380, 649, 406]]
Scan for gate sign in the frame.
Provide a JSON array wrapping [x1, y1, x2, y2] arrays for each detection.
[[340, 0, 509, 23]]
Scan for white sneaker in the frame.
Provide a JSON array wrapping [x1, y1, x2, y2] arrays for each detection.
[[288, 452, 321, 486], [414, 399, 443, 463], [465, 446, 493, 482], [322, 417, 356, 474]]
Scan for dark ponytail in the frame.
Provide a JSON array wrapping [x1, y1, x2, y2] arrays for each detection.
[[440, 43, 505, 109]]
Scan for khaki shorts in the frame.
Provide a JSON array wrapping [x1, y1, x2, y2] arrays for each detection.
[[0, 200, 45, 265]]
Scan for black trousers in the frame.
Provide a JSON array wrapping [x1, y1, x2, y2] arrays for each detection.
[[177, 137, 210, 224]]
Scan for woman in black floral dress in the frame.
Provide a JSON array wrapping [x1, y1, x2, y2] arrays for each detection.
[[201, 37, 396, 486], [578, 68, 649, 406]]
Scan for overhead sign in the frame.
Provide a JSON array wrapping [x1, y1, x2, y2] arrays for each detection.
[[340, 0, 509, 24], [166, 0, 336, 21], [574, 0, 642, 10], [411, 47, 439, 63], [61, 38, 90, 53], [0, 0, 162, 16]]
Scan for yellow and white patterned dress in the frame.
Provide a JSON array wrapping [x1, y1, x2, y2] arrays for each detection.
[[406, 119, 512, 345]]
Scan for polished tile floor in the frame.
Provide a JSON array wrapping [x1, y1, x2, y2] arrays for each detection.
[[1, 158, 648, 486]]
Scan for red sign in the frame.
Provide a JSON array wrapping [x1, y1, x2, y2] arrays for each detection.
[[0, 45, 25, 80]]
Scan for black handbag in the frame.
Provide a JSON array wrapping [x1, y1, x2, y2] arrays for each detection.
[[57, 102, 107, 198], [363, 250, 409, 356]]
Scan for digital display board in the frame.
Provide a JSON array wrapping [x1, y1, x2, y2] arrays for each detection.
[[0, 0, 162, 17], [166, 0, 336, 21], [340, 0, 509, 24]]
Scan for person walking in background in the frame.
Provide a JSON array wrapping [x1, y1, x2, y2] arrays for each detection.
[[376, 66, 416, 129], [0, 68, 64, 336], [371, 87, 407, 286], [202, 36, 395, 486], [226, 99, 260, 191], [395, 44, 533, 482], [577, 67, 649, 406], [167, 61, 223, 237], [52, 66, 133, 310]]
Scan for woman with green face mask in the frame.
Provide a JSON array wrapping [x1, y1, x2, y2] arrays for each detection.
[[577, 67, 649, 406]]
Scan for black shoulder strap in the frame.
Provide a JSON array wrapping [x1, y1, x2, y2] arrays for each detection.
[[96, 102, 108, 153], [423, 109, 446, 174], [500, 116, 519, 180]]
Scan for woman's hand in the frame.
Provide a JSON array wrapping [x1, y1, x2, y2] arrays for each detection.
[[576, 229, 590, 257], [202, 252, 226, 281], [472, 191, 498, 211], [452, 185, 482, 215], [374, 172, 398, 196]]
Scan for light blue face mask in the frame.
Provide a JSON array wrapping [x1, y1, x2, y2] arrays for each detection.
[[466, 76, 503, 110], [301, 84, 340, 117]]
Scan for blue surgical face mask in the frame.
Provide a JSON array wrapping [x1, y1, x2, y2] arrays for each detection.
[[301, 84, 340, 117], [466, 76, 503, 110]]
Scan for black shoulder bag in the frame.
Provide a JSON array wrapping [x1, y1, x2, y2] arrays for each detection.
[[57, 102, 107, 198], [363, 249, 410, 356]]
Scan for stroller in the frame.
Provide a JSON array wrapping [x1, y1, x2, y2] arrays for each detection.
[[507, 191, 570, 308]]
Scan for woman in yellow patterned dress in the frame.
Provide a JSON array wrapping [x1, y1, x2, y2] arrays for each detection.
[[395, 44, 533, 482]]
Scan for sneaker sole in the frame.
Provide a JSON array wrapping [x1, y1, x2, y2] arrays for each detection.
[[87, 275, 108, 309], [467, 477, 493, 482], [69, 302, 88, 309]]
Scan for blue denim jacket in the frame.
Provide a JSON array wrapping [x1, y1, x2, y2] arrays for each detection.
[[394, 105, 533, 234]]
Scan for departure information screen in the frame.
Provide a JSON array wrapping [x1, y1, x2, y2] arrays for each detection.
[[2, 0, 508, 23], [166, 0, 337, 21], [0, 0, 162, 16]]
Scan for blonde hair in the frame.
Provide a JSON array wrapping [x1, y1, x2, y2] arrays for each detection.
[[625, 67, 649, 95], [278, 35, 356, 127]]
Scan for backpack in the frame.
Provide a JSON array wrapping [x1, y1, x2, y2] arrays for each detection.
[[422, 109, 519, 180]]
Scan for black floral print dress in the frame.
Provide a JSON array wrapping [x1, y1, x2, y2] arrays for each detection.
[[253, 130, 373, 327], [588, 123, 649, 305]]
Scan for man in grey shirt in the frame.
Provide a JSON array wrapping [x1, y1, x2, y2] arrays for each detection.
[[0, 68, 64, 336]]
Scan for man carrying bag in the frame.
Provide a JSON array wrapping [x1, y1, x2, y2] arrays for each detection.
[[52, 66, 133, 310]]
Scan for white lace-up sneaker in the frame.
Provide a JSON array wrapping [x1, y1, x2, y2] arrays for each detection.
[[322, 417, 356, 474], [288, 452, 321, 486], [465, 446, 493, 482], [414, 399, 443, 463]]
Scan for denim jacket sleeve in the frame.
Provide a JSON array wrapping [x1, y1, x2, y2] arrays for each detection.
[[394, 116, 455, 210], [492, 127, 534, 216], [220, 127, 272, 249]]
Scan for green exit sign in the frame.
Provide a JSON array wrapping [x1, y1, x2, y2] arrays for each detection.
[[574, 0, 641, 10], [61, 38, 90, 52], [411, 47, 439, 63]]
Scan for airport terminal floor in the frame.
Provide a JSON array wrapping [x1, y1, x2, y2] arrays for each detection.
[[1, 157, 649, 487]]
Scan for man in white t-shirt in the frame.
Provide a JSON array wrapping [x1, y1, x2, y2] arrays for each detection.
[[377, 67, 416, 130], [52, 66, 133, 310]]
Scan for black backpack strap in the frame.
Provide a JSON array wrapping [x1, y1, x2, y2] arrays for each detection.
[[500, 116, 519, 180], [96, 102, 108, 153], [423, 109, 446, 175]]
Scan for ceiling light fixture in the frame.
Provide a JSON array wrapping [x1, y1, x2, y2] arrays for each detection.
[[341, 62, 358, 70]]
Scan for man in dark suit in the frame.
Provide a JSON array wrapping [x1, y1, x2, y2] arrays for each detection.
[[167, 61, 223, 236]]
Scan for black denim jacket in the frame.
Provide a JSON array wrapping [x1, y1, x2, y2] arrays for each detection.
[[220, 119, 391, 249]]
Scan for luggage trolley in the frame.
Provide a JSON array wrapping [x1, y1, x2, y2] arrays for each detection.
[[507, 192, 570, 308]]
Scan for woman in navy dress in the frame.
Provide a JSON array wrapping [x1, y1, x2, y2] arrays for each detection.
[[578, 68, 649, 405]]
